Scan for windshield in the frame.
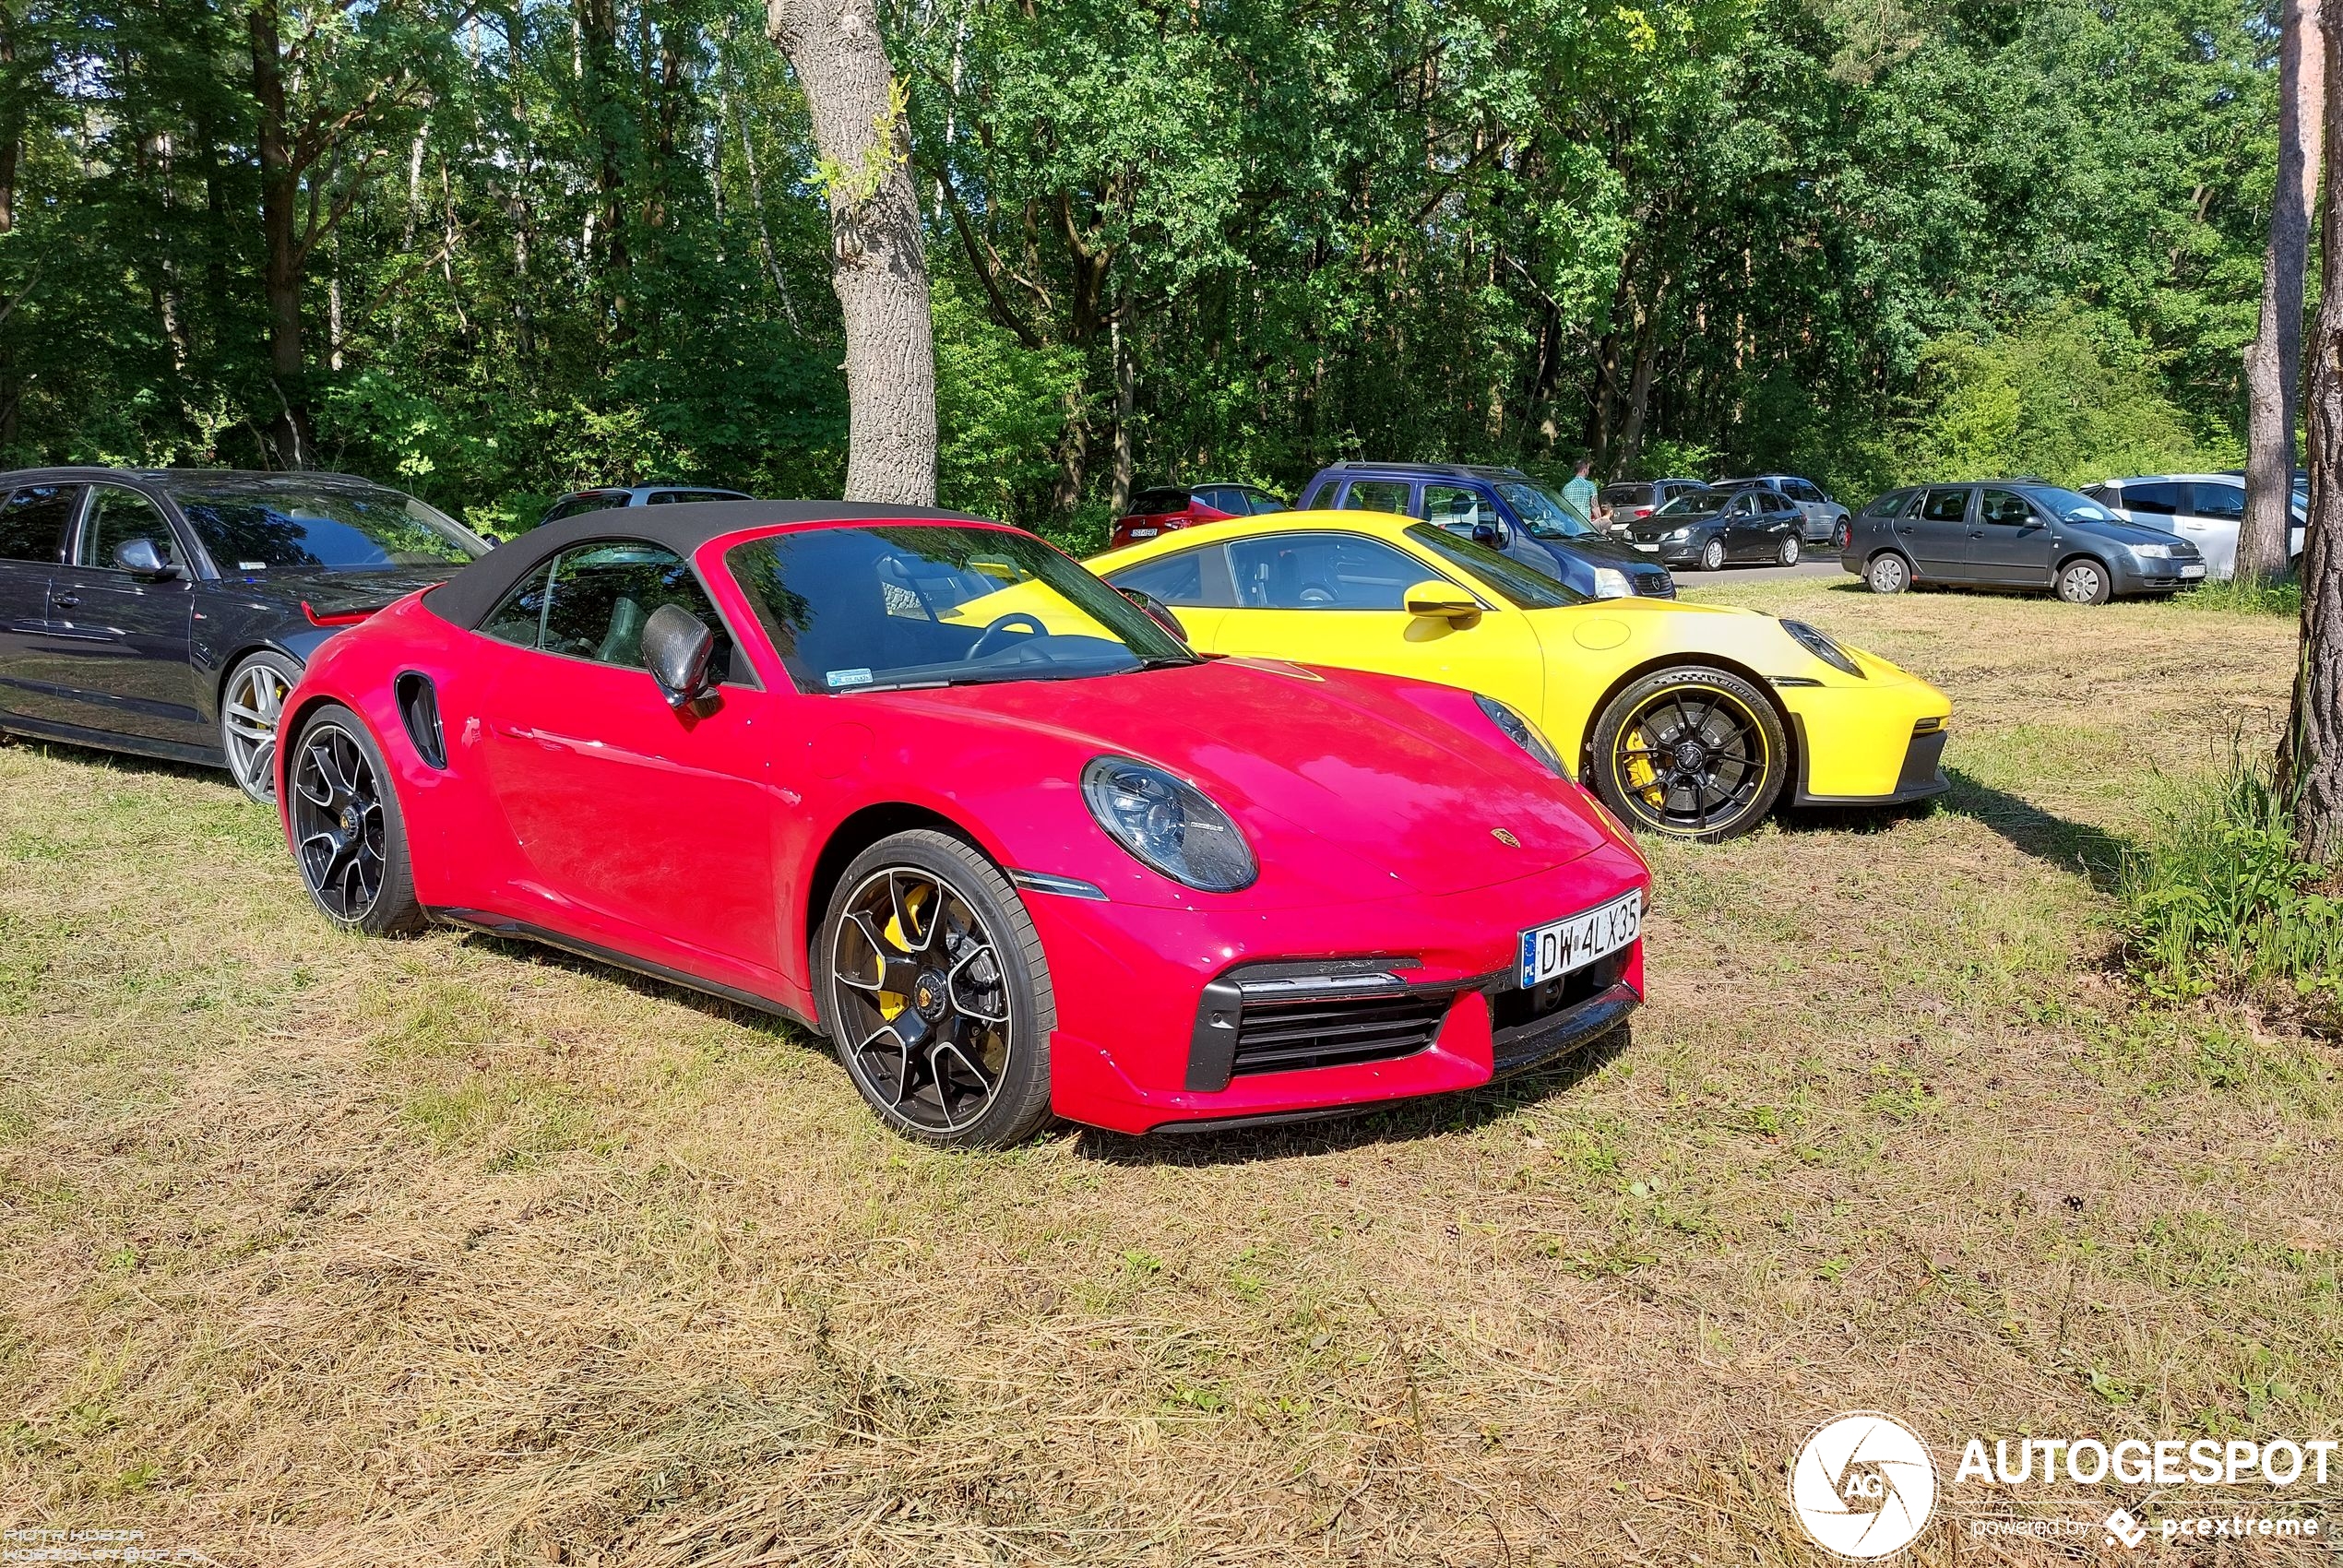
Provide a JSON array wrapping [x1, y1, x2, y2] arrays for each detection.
[[1494, 481, 1595, 539], [726, 525, 1195, 695], [172, 482, 487, 571], [2028, 487, 2118, 523], [1402, 523, 1585, 610], [1653, 490, 1727, 519]]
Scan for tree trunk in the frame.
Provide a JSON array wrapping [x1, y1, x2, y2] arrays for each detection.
[[2284, 14, 2343, 862], [2245, 0, 2325, 582], [250, 0, 311, 467], [1109, 312, 1134, 517], [768, 0, 935, 505]]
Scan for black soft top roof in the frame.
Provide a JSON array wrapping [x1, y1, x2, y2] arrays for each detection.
[[423, 499, 988, 629]]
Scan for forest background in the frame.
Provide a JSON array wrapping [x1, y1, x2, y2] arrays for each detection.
[[0, 0, 2287, 541]]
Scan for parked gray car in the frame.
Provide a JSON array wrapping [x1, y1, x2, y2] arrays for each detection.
[[1840, 481, 2206, 604], [1715, 474, 1848, 545], [2083, 473, 2304, 580]]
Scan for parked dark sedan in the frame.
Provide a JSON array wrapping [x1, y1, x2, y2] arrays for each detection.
[[1294, 461, 1675, 600], [0, 468, 489, 800], [1623, 486, 1806, 569], [1840, 481, 2205, 603]]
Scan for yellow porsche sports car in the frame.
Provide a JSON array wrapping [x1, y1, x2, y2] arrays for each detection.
[[1088, 509, 1952, 840]]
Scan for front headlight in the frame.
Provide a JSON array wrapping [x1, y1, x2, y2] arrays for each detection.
[[2133, 542, 2175, 560], [1781, 619, 1866, 679], [1664, 527, 1691, 540], [1475, 694, 1570, 780], [1590, 566, 1633, 598], [1081, 756, 1256, 892]]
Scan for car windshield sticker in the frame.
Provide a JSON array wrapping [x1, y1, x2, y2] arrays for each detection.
[[827, 668, 874, 688]]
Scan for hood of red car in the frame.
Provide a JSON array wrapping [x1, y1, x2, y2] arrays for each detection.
[[873, 658, 1622, 900]]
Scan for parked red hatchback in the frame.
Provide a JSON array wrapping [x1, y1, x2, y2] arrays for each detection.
[[1110, 481, 1286, 549]]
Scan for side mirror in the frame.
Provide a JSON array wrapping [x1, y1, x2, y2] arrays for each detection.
[[642, 602, 718, 709], [113, 538, 183, 580], [1404, 579, 1481, 625], [1118, 586, 1187, 642]]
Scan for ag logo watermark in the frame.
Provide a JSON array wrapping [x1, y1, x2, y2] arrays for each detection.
[[1789, 1412, 1938, 1559]]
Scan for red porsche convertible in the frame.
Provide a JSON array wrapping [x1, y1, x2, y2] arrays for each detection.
[[277, 502, 1649, 1145]]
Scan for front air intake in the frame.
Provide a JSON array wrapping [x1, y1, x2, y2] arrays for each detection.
[[395, 672, 446, 768]]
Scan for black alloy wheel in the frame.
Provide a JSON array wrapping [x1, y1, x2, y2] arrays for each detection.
[[290, 706, 424, 935], [820, 829, 1054, 1146], [1590, 667, 1790, 842]]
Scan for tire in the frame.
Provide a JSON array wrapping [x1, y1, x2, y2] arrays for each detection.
[[221, 649, 303, 803], [1589, 667, 1790, 842], [1866, 552, 1911, 594], [2055, 557, 2111, 605], [287, 704, 425, 936], [1699, 538, 1727, 572], [1778, 536, 1801, 567], [817, 828, 1055, 1147]]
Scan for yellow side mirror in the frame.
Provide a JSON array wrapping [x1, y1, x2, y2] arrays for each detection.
[[1404, 579, 1481, 624]]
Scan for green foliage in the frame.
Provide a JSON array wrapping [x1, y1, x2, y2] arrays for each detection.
[[0, 0, 2285, 522], [2122, 751, 2343, 1028], [1892, 311, 2220, 490]]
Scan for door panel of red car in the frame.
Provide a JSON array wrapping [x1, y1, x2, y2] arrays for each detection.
[[478, 646, 782, 982]]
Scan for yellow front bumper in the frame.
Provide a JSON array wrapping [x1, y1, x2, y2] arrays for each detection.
[[1778, 671, 1954, 804]]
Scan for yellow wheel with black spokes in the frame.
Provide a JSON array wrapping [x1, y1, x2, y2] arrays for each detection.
[[1589, 666, 1790, 842]]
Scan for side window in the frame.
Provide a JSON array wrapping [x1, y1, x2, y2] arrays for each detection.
[[1980, 489, 2035, 526], [2122, 481, 2182, 516], [2081, 485, 2112, 505], [1226, 531, 1426, 611], [1861, 492, 1905, 519], [482, 560, 553, 647], [1337, 481, 1412, 516], [1788, 480, 1824, 504], [1108, 547, 1228, 609], [1244, 489, 1287, 516], [78, 486, 177, 571], [543, 493, 620, 522], [1919, 488, 1970, 523], [538, 540, 736, 681], [2186, 481, 2244, 521], [0, 484, 83, 564], [1421, 485, 1486, 530]]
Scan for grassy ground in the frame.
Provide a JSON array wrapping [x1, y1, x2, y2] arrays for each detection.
[[1, 578, 2335, 1565]]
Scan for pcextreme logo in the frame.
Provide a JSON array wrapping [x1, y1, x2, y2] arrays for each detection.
[[1789, 1412, 1939, 1559]]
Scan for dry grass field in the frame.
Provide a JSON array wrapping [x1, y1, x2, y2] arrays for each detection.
[[2, 576, 2335, 1565]]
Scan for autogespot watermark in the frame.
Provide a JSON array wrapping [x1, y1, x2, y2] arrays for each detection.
[[1787, 1415, 2337, 1560]]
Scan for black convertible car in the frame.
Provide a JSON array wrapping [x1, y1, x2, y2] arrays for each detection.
[[0, 468, 490, 801]]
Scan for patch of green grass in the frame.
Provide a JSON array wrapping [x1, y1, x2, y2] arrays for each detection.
[[2120, 749, 2343, 1028], [2171, 575, 2303, 617]]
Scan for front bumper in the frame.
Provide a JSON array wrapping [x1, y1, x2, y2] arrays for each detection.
[[1778, 668, 1954, 804], [2113, 555, 2207, 594], [1026, 847, 1649, 1134]]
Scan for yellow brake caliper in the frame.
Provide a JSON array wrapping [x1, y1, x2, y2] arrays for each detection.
[[1623, 720, 1665, 807], [875, 883, 932, 1021]]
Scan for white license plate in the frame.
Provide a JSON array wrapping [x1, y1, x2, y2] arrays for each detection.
[[1129, 528, 1158, 539], [1631, 541, 1659, 552], [2180, 564, 2206, 578], [1517, 890, 1643, 988]]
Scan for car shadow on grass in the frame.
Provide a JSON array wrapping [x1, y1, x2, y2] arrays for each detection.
[[1935, 768, 2133, 891], [454, 930, 825, 1044], [1072, 1024, 1635, 1167], [0, 731, 227, 791]]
